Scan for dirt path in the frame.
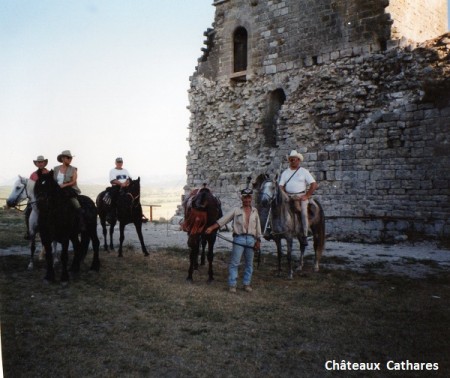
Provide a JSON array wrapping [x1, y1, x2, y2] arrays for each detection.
[[1, 221, 449, 279]]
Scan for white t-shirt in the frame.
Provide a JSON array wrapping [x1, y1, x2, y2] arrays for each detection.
[[279, 167, 316, 193], [109, 168, 130, 184]]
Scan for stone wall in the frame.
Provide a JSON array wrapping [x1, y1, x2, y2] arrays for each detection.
[[185, 0, 450, 243]]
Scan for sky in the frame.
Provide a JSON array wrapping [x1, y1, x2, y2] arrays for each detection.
[[1, 1, 449, 187], [0, 0, 215, 186]]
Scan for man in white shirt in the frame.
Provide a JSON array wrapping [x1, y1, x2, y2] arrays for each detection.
[[109, 157, 131, 188], [279, 150, 318, 245], [104, 157, 131, 210]]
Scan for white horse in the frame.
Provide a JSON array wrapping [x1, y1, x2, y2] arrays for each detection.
[[6, 176, 59, 270]]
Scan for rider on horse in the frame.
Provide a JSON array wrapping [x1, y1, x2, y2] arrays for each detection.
[[279, 149, 318, 246], [24, 155, 49, 239], [103, 157, 131, 221]]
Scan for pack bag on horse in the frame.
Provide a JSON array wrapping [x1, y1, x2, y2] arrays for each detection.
[[182, 183, 222, 283], [34, 168, 100, 283], [254, 152, 325, 279], [97, 176, 149, 257]]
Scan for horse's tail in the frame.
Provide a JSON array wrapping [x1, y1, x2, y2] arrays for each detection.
[[312, 199, 325, 259]]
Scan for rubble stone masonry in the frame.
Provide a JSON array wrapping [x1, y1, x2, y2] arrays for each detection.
[[185, 0, 450, 243]]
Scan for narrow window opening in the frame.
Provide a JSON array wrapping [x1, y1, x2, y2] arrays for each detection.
[[233, 27, 248, 73], [263, 89, 286, 147]]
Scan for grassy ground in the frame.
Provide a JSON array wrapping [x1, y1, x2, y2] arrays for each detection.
[[1, 209, 449, 377]]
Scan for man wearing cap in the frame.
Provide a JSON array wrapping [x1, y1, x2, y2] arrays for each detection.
[[206, 188, 261, 293], [109, 157, 131, 188], [279, 150, 318, 246], [103, 157, 131, 217], [24, 155, 49, 239]]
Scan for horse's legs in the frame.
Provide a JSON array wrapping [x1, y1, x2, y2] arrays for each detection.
[[43, 241, 55, 283], [312, 230, 320, 272], [28, 235, 36, 271], [286, 238, 294, 280], [99, 215, 109, 251], [200, 236, 207, 266], [60, 239, 71, 282], [134, 221, 149, 256], [275, 238, 283, 277], [296, 240, 306, 273], [206, 233, 216, 283], [109, 221, 116, 250], [89, 225, 101, 272], [187, 234, 199, 282], [118, 223, 125, 257]]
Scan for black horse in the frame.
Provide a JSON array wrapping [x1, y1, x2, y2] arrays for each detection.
[[96, 178, 149, 257], [34, 171, 100, 283], [182, 186, 222, 283]]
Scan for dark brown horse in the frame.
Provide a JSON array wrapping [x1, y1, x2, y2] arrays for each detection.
[[254, 174, 325, 279], [34, 171, 100, 283], [182, 185, 222, 283], [96, 178, 149, 257]]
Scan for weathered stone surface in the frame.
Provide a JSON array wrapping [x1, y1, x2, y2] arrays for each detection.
[[184, 0, 450, 243]]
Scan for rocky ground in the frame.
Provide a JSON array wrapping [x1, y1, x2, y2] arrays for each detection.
[[2, 219, 449, 279]]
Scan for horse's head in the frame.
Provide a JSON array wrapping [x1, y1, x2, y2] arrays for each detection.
[[34, 170, 59, 205], [257, 178, 276, 208], [126, 177, 141, 200], [192, 186, 213, 210], [6, 176, 31, 207]]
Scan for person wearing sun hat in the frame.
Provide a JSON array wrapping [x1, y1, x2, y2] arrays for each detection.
[[279, 149, 318, 246], [23, 155, 50, 239], [30, 155, 49, 181], [205, 183, 261, 293], [53, 150, 85, 230]]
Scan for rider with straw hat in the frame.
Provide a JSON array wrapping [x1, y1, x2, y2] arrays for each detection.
[[279, 149, 318, 246]]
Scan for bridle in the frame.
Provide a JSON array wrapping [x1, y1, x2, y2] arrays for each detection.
[[11, 179, 35, 210]]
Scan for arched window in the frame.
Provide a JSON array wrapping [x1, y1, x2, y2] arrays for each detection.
[[263, 89, 286, 147], [233, 27, 248, 73]]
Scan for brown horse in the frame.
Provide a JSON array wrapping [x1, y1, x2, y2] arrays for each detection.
[[182, 185, 222, 283], [254, 174, 325, 279]]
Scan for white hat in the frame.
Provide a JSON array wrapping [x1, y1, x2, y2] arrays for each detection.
[[288, 150, 304, 162]]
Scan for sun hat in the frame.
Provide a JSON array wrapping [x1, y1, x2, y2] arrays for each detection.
[[287, 150, 304, 162], [115, 157, 123, 163], [33, 155, 48, 167], [57, 150, 74, 163], [241, 188, 253, 197]]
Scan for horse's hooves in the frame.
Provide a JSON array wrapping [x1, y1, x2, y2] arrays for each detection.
[[143, 251, 149, 257], [186, 277, 193, 283], [43, 278, 54, 285], [207, 278, 214, 285]]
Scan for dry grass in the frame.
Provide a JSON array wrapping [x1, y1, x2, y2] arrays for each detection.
[[1, 209, 450, 377]]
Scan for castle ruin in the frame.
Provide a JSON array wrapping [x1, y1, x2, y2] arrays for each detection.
[[185, 0, 450, 243]]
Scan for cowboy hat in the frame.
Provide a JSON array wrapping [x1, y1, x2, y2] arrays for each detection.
[[57, 150, 74, 163], [33, 155, 48, 167], [287, 150, 304, 162]]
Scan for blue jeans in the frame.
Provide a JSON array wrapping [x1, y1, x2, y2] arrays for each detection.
[[228, 235, 255, 287]]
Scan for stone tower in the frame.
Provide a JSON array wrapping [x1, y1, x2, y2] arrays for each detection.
[[185, 0, 450, 242]]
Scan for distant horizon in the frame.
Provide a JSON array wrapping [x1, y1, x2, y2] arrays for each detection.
[[1, 172, 187, 189]]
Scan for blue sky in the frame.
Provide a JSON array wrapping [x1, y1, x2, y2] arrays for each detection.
[[1, 1, 449, 186], [0, 0, 215, 185]]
